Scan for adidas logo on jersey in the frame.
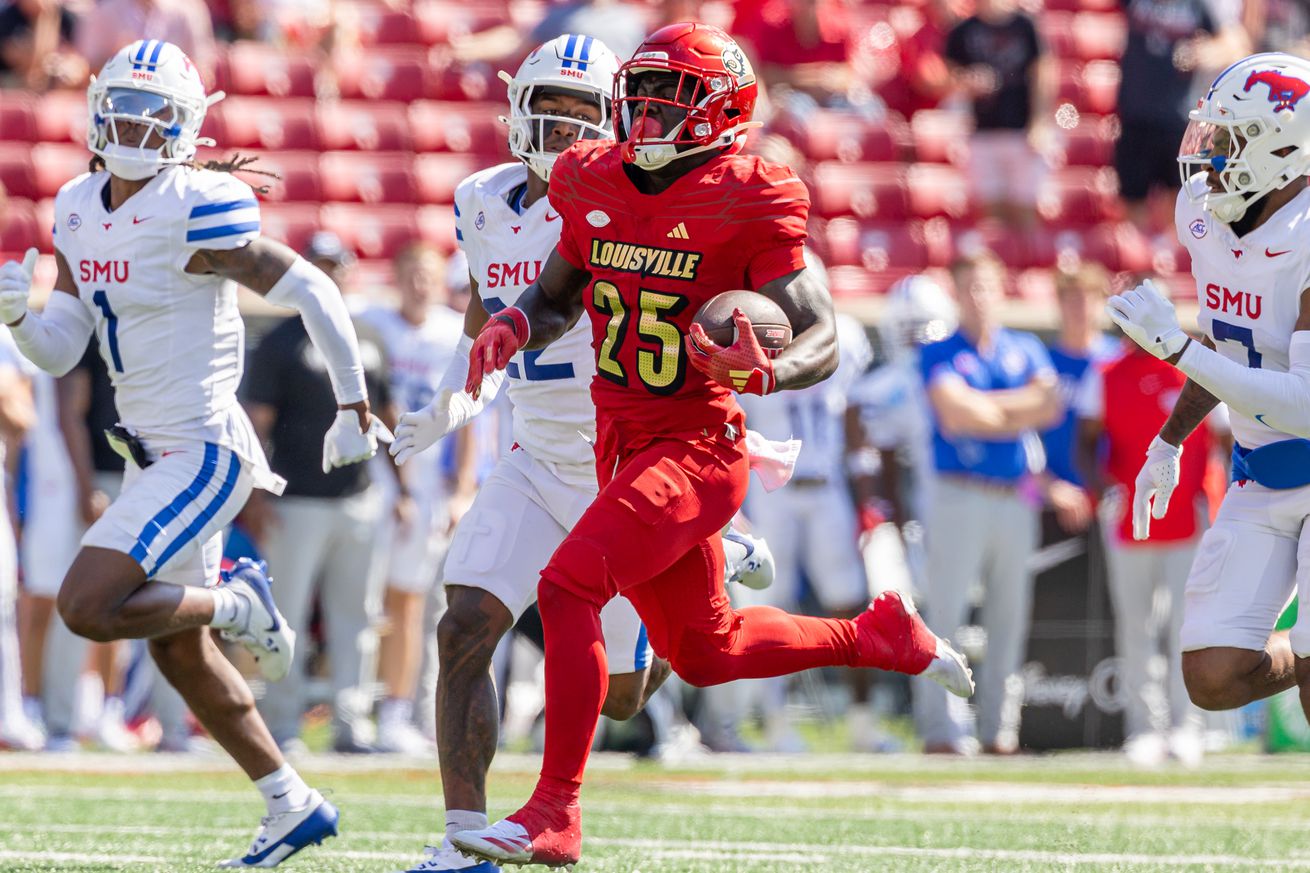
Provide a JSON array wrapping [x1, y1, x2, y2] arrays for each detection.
[[666, 222, 690, 240]]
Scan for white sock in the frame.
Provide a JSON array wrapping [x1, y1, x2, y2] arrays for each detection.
[[208, 587, 249, 631], [379, 697, 413, 728], [254, 764, 312, 814], [445, 809, 488, 842]]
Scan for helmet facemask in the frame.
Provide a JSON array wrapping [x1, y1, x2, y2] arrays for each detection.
[[617, 66, 749, 170], [91, 87, 193, 180], [501, 79, 612, 181]]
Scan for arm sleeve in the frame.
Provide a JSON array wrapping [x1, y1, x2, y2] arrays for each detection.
[[10, 292, 97, 377], [263, 256, 368, 405], [180, 172, 261, 268], [745, 170, 810, 288], [1176, 332, 1310, 438]]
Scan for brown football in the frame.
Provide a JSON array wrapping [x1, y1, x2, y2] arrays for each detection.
[[692, 291, 793, 355]]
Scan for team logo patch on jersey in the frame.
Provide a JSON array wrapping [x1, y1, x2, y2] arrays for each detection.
[[587, 210, 610, 227], [475, 211, 486, 230], [67, 213, 82, 231], [1244, 69, 1310, 112], [1190, 218, 1206, 239]]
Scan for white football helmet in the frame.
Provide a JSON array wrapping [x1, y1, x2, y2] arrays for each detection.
[[1178, 52, 1310, 224], [87, 39, 223, 180], [498, 34, 619, 181], [879, 275, 957, 362]]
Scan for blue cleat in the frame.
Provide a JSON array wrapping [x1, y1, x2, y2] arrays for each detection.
[[218, 790, 339, 868], [217, 557, 296, 682], [394, 842, 501, 873]]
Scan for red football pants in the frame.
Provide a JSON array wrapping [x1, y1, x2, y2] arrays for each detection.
[[534, 431, 863, 795]]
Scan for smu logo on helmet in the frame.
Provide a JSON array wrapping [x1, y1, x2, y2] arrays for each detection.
[[1243, 69, 1310, 112]]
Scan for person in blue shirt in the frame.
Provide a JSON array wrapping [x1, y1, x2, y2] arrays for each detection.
[[913, 250, 1062, 755], [1040, 263, 1119, 534]]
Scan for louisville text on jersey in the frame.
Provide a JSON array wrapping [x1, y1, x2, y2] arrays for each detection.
[[588, 240, 703, 281]]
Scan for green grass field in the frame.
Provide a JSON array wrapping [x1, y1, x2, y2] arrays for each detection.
[[5, 751, 1310, 872]]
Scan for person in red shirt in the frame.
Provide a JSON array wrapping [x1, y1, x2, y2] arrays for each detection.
[[1075, 338, 1224, 766], [449, 23, 974, 868]]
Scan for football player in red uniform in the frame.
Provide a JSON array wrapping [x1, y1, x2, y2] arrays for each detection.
[[452, 23, 974, 867]]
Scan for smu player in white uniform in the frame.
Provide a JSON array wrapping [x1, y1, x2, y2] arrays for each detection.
[[0, 40, 388, 867], [388, 36, 663, 873], [1107, 52, 1310, 724]]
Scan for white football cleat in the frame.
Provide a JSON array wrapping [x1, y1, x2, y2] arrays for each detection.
[[394, 841, 501, 872], [723, 528, 774, 590], [451, 819, 536, 867], [217, 558, 296, 683], [218, 789, 339, 868], [922, 638, 974, 698]]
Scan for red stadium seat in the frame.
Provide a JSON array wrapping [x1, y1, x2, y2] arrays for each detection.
[[0, 92, 36, 142], [414, 153, 482, 203], [320, 203, 422, 259], [0, 199, 40, 253], [1040, 12, 1076, 58], [826, 265, 913, 298], [409, 101, 505, 154], [355, 8, 423, 46], [0, 144, 36, 199], [34, 198, 54, 251], [811, 162, 909, 219], [774, 110, 904, 162], [31, 143, 91, 199], [231, 151, 323, 203], [218, 42, 319, 98], [337, 48, 430, 102], [1038, 167, 1122, 224], [1059, 115, 1118, 167], [910, 110, 970, 165], [417, 204, 459, 253], [259, 203, 322, 252], [423, 60, 500, 102], [1071, 12, 1126, 61], [216, 98, 320, 151], [822, 218, 951, 270], [316, 101, 413, 151], [906, 164, 972, 219], [320, 152, 418, 203], [414, 0, 515, 45], [31, 90, 87, 144]]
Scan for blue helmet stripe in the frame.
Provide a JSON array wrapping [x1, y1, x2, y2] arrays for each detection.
[[134, 40, 149, 63], [581, 35, 593, 62], [148, 39, 165, 67]]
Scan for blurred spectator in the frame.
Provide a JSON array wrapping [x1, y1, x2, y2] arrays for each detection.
[[1244, 0, 1310, 55], [1115, 0, 1248, 234], [737, 307, 876, 752], [914, 250, 1061, 755], [0, 328, 39, 750], [453, 0, 648, 66], [879, 0, 957, 118], [733, 0, 857, 109], [242, 233, 391, 755], [1039, 263, 1118, 535], [1075, 335, 1222, 766], [944, 0, 1054, 230], [76, 0, 216, 86], [359, 242, 466, 756], [0, 0, 87, 91]]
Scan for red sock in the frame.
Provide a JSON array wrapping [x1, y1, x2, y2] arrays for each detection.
[[535, 580, 608, 798], [673, 606, 859, 686]]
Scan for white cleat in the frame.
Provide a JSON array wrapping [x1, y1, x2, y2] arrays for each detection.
[[723, 528, 774, 590], [922, 638, 974, 698], [377, 719, 436, 756], [394, 841, 502, 872], [217, 558, 296, 682], [217, 789, 339, 868], [451, 819, 536, 867]]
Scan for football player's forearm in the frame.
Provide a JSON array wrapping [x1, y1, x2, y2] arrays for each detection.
[[1175, 333, 1310, 439], [771, 326, 838, 390], [1159, 378, 1221, 446], [518, 285, 582, 351], [10, 292, 95, 377]]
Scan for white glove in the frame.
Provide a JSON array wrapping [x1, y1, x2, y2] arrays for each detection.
[[1106, 280, 1190, 360], [0, 248, 37, 327], [389, 388, 476, 466], [1132, 435, 1182, 541], [322, 409, 394, 474]]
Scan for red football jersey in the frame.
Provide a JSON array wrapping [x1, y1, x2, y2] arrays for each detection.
[[547, 140, 809, 441]]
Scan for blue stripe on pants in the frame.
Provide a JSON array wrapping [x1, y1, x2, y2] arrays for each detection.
[[633, 623, 649, 671], [128, 443, 219, 567], [147, 450, 243, 578]]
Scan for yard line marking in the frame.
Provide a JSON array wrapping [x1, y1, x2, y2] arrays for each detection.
[[0, 849, 165, 863]]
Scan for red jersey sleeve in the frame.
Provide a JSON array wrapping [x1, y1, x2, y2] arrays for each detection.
[[740, 165, 810, 289], [547, 144, 587, 269]]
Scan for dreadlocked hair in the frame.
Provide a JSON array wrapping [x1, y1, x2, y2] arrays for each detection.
[[87, 152, 280, 194]]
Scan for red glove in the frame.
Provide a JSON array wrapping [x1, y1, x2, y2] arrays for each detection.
[[465, 306, 530, 399], [686, 308, 776, 395]]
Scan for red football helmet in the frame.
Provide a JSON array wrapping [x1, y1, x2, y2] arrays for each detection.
[[615, 23, 761, 170]]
